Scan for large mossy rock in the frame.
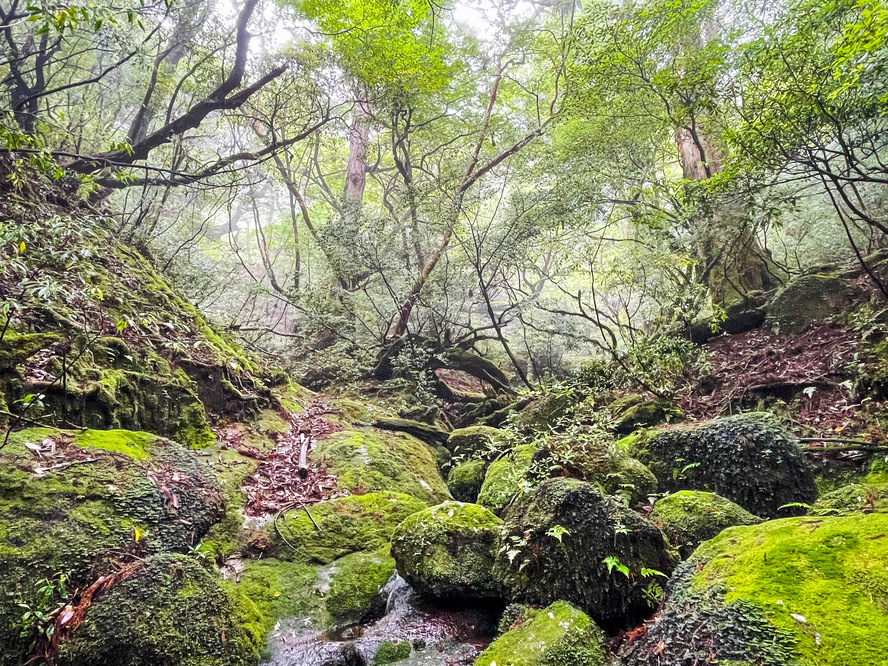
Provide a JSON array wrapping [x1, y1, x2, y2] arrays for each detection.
[[475, 601, 607, 666], [765, 272, 858, 333], [312, 429, 451, 504], [624, 412, 818, 517], [390, 501, 504, 601], [269, 491, 427, 563], [512, 392, 580, 432], [56, 554, 262, 666], [447, 459, 488, 502], [622, 513, 888, 666], [811, 482, 888, 516], [0, 428, 225, 664], [325, 549, 396, 625], [651, 490, 761, 558], [477, 444, 538, 513], [609, 393, 684, 435], [494, 478, 675, 629], [446, 425, 507, 458]]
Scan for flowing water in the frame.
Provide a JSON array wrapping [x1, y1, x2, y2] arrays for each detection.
[[261, 575, 497, 666]]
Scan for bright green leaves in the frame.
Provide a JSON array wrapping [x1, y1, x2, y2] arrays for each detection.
[[288, 0, 450, 93]]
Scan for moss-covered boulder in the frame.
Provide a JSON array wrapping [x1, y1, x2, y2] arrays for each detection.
[[0, 428, 225, 664], [228, 558, 326, 634], [624, 412, 818, 517], [475, 601, 607, 666], [477, 444, 538, 513], [609, 393, 684, 435], [651, 491, 761, 558], [621, 513, 888, 666], [599, 456, 659, 506], [765, 271, 858, 334], [56, 554, 261, 666], [326, 549, 396, 624], [390, 501, 504, 601], [312, 429, 451, 504], [447, 459, 488, 502], [269, 492, 427, 563], [811, 482, 888, 516], [494, 478, 675, 629], [512, 392, 580, 432], [446, 425, 507, 457]]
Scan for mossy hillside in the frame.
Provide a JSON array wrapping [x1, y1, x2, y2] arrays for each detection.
[[624, 412, 818, 517], [680, 513, 888, 665], [56, 554, 262, 666], [0, 427, 225, 664], [325, 549, 396, 624], [390, 501, 504, 601], [0, 204, 267, 439], [651, 491, 762, 558], [448, 459, 488, 502], [269, 492, 427, 563], [474, 601, 607, 666], [477, 444, 538, 513], [312, 429, 451, 504], [810, 482, 888, 516], [494, 478, 676, 630]]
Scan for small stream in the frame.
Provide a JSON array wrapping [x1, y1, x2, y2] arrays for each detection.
[[261, 575, 497, 666]]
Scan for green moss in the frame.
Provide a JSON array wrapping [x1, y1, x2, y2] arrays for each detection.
[[57, 554, 260, 666], [477, 445, 537, 513], [0, 428, 225, 664], [475, 601, 607, 666], [312, 429, 451, 504], [600, 457, 658, 506], [494, 478, 675, 630], [326, 549, 396, 624], [765, 272, 856, 334], [446, 425, 507, 457], [0, 330, 60, 370], [73, 428, 156, 460], [609, 394, 684, 435], [373, 640, 412, 664], [626, 412, 818, 517], [811, 482, 888, 516], [448, 459, 488, 503], [231, 558, 327, 635], [390, 501, 504, 601], [686, 514, 888, 665], [174, 401, 216, 449], [271, 492, 427, 564], [651, 491, 761, 558]]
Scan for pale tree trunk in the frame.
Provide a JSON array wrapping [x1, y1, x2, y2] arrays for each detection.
[[342, 95, 371, 227]]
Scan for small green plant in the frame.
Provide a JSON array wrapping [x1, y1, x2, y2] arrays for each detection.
[[545, 524, 570, 543], [17, 572, 70, 643], [602, 555, 630, 578]]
